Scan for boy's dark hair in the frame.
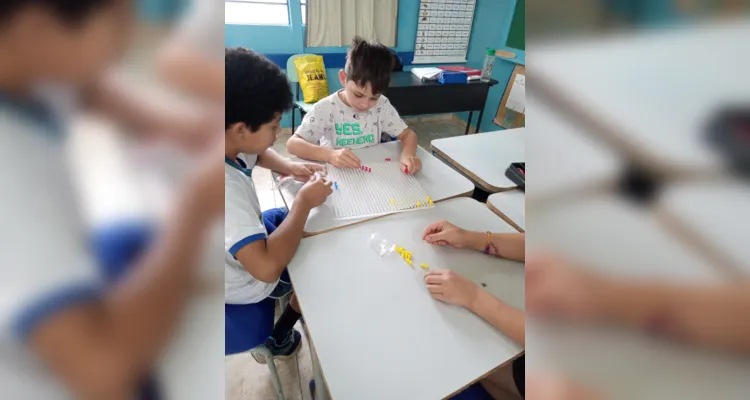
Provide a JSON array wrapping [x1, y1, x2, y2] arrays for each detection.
[[225, 47, 292, 131], [0, 0, 117, 25], [345, 36, 393, 95]]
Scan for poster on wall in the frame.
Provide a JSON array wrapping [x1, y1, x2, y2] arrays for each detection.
[[412, 0, 477, 64]]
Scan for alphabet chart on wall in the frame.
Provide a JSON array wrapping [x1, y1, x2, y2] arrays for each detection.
[[413, 0, 477, 64]]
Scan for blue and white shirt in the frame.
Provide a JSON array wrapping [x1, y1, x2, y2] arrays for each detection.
[[224, 154, 278, 304], [0, 90, 101, 398]]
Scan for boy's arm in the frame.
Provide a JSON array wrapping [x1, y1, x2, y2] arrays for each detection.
[[27, 179, 219, 399], [286, 103, 332, 162], [233, 201, 313, 283], [397, 128, 418, 157], [469, 289, 526, 346], [83, 76, 218, 151], [596, 280, 750, 352], [462, 231, 526, 262], [381, 97, 420, 173], [231, 176, 332, 282], [256, 148, 295, 176], [286, 134, 335, 163], [157, 45, 224, 103]]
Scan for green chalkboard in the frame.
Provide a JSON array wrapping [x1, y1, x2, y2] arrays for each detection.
[[506, 0, 525, 51]]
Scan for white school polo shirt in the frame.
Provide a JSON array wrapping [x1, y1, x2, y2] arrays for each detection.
[[224, 154, 279, 304], [0, 92, 101, 398], [295, 91, 409, 149]]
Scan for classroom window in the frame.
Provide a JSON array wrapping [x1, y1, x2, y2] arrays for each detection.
[[306, 0, 398, 47], [225, 0, 290, 26], [301, 0, 307, 25]]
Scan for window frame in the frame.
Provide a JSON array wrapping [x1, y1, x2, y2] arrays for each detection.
[[224, 0, 292, 26]]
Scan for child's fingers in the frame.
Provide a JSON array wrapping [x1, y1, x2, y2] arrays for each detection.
[[345, 149, 361, 162], [424, 274, 444, 284], [309, 163, 325, 172]]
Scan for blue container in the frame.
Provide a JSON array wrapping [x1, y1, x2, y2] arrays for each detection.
[[438, 71, 468, 84]]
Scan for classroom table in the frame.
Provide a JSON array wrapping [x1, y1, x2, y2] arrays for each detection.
[[526, 195, 750, 400], [431, 129, 525, 193], [383, 72, 499, 134], [658, 180, 750, 277], [533, 20, 750, 177], [526, 96, 622, 202], [277, 141, 474, 236], [487, 190, 525, 232], [288, 197, 524, 400]]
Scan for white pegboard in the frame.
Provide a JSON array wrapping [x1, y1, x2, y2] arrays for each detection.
[[326, 163, 434, 220]]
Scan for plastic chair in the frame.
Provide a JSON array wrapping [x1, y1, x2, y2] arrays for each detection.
[[286, 54, 325, 133], [225, 299, 287, 400]]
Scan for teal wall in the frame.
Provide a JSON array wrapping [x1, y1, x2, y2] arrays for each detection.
[[226, 0, 526, 131], [138, 0, 187, 23]]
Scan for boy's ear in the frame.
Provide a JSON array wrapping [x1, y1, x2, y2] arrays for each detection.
[[338, 69, 347, 87], [226, 122, 248, 136]]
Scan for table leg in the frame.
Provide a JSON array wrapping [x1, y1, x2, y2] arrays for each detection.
[[475, 108, 485, 134], [302, 321, 329, 400], [464, 111, 473, 135]]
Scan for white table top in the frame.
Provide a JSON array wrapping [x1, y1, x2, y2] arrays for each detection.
[[525, 195, 750, 400], [658, 180, 750, 276], [534, 20, 750, 176], [487, 191, 525, 232], [526, 96, 622, 200], [288, 197, 524, 400], [431, 129, 525, 192], [278, 141, 474, 236]]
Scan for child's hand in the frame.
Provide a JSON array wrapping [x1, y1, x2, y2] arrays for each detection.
[[526, 254, 606, 322], [422, 220, 468, 248], [328, 148, 361, 168], [424, 269, 480, 308], [400, 155, 422, 174], [290, 162, 326, 182], [296, 174, 333, 209]]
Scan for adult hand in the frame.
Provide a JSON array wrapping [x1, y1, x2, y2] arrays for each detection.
[[424, 269, 480, 308], [328, 148, 361, 168], [422, 220, 468, 248], [296, 174, 333, 209], [400, 155, 422, 174], [526, 253, 606, 322], [289, 162, 326, 182]]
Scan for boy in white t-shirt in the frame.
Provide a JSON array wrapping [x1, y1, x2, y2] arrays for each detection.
[[225, 47, 332, 357], [286, 36, 423, 174]]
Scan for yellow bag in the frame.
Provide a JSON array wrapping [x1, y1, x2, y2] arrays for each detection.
[[295, 55, 329, 103]]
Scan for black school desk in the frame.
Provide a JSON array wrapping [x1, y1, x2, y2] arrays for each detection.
[[383, 72, 499, 135]]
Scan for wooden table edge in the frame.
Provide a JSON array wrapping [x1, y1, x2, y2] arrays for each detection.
[[486, 201, 525, 233], [430, 145, 511, 193], [442, 352, 524, 400], [301, 190, 475, 238]]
